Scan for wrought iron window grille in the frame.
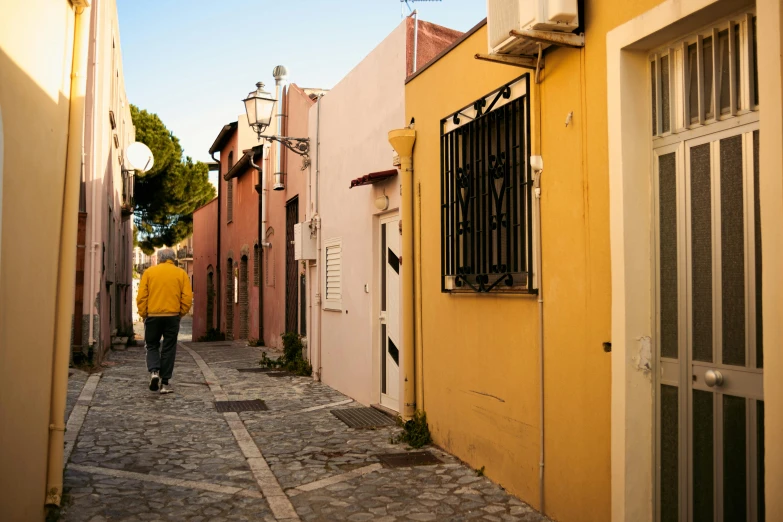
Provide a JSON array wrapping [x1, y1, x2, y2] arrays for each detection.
[[440, 74, 534, 294]]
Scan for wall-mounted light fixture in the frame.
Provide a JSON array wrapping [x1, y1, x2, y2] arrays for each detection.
[[242, 67, 310, 190], [374, 195, 389, 211]]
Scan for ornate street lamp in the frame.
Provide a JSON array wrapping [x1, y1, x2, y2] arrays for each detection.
[[243, 82, 277, 136], [242, 69, 310, 192]]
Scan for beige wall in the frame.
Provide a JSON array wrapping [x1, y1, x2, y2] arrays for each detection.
[[306, 21, 406, 406], [756, 0, 783, 517], [607, 0, 778, 520], [0, 1, 77, 519]]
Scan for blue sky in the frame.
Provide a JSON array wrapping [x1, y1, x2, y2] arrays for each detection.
[[117, 0, 487, 166]]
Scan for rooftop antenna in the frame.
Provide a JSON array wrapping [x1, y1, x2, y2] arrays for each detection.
[[400, 0, 441, 18]]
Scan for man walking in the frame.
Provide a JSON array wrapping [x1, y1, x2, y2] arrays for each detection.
[[136, 248, 193, 394]]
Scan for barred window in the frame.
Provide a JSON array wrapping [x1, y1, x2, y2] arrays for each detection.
[[440, 74, 533, 293], [253, 244, 260, 286]]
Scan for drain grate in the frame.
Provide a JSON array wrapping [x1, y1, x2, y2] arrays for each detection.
[[377, 451, 441, 468], [236, 368, 276, 373], [331, 407, 396, 429], [214, 400, 268, 413], [265, 371, 292, 377]]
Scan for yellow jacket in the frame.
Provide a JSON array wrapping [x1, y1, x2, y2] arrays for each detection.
[[136, 260, 193, 318]]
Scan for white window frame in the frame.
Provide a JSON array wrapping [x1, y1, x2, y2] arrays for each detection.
[[323, 237, 342, 312], [650, 11, 758, 142]]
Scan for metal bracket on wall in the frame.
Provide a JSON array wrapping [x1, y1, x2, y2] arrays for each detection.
[[477, 30, 584, 84], [509, 29, 585, 49], [475, 53, 541, 70]]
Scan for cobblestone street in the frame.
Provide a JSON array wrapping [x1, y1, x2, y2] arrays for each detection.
[[60, 322, 548, 522]]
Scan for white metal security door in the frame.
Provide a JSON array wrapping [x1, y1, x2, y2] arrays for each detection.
[[379, 214, 401, 411], [655, 126, 764, 522]]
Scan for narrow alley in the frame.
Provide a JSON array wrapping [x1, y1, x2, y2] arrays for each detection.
[[59, 319, 547, 522]]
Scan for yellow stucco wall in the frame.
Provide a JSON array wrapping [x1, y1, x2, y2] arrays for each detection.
[[0, 1, 76, 519], [405, 1, 667, 518]]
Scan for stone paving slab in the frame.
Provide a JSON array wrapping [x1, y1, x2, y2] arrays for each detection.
[[65, 368, 89, 421], [60, 332, 549, 522]]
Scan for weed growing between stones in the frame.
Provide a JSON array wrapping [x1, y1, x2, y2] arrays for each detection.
[[247, 338, 264, 347], [391, 411, 432, 449], [259, 332, 312, 376], [476, 465, 486, 476]]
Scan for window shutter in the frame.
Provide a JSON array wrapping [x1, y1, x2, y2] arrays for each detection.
[[324, 239, 342, 310]]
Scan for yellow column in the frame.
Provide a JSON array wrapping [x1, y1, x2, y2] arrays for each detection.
[[46, 0, 91, 506], [388, 128, 416, 420]]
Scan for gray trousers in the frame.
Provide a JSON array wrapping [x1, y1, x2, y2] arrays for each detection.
[[144, 316, 180, 381]]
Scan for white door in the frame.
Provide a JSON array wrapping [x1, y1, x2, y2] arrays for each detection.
[[379, 215, 400, 411]]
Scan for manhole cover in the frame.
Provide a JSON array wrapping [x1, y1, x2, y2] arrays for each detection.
[[215, 400, 268, 413], [236, 368, 276, 373], [377, 451, 441, 468], [331, 407, 396, 429]]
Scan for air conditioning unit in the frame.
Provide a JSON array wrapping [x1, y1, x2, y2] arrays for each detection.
[[487, 0, 579, 56]]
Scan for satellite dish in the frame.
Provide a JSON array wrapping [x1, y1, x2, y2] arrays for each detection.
[[126, 142, 155, 172]]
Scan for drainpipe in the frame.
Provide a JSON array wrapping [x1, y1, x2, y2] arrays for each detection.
[[313, 95, 323, 381], [532, 157, 545, 513], [211, 150, 221, 333], [249, 147, 267, 343], [388, 126, 416, 420], [414, 180, 424, 412], [47, 0, 91, 506], [88, 0, 100, 346]]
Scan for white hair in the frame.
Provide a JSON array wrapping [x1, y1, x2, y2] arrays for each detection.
[[158, 248, 176, 263]]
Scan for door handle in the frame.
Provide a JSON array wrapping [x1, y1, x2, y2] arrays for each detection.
[[704, 369, 724, 387]]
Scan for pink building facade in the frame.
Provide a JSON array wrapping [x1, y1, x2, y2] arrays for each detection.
[[193, 84, 314, 347], [192, 198, 217, 339]]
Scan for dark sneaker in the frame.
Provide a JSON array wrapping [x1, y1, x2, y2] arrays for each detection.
[[149, 371, 160, 391], [159, 383, 173, 394]]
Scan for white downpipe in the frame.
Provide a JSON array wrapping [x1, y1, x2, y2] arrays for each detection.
[[88, 0, 100, 345], [533, 164, 545, 514], [313, 95, 323, 381]]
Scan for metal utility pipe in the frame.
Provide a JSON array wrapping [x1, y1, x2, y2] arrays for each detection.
[[313, 95, 323, 381], [47, 0, 91, 506], [414, 180, 424, 412], [249, 148, 266, 343], [211, 151, 222, 331], [533, 164, 545, 514], [272, 65, 288, 191], [410, 9, 419, 74], [388, 127, 416, 420], [88, 0, 100, 345]]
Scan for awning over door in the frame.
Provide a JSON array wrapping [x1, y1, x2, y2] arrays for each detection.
[[349, 169, 397, 188]]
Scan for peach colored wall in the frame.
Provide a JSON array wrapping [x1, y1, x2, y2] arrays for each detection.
[[192, 198, 217, 340], [306, 22, 406, 406], [216, 130, 263, 340]]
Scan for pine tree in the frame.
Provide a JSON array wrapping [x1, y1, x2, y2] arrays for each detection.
[[131, 105, 215, 254]]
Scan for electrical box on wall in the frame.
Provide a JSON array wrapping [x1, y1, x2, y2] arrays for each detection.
[[487, 0, 580, 55], [294, 222, 316, 261]]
